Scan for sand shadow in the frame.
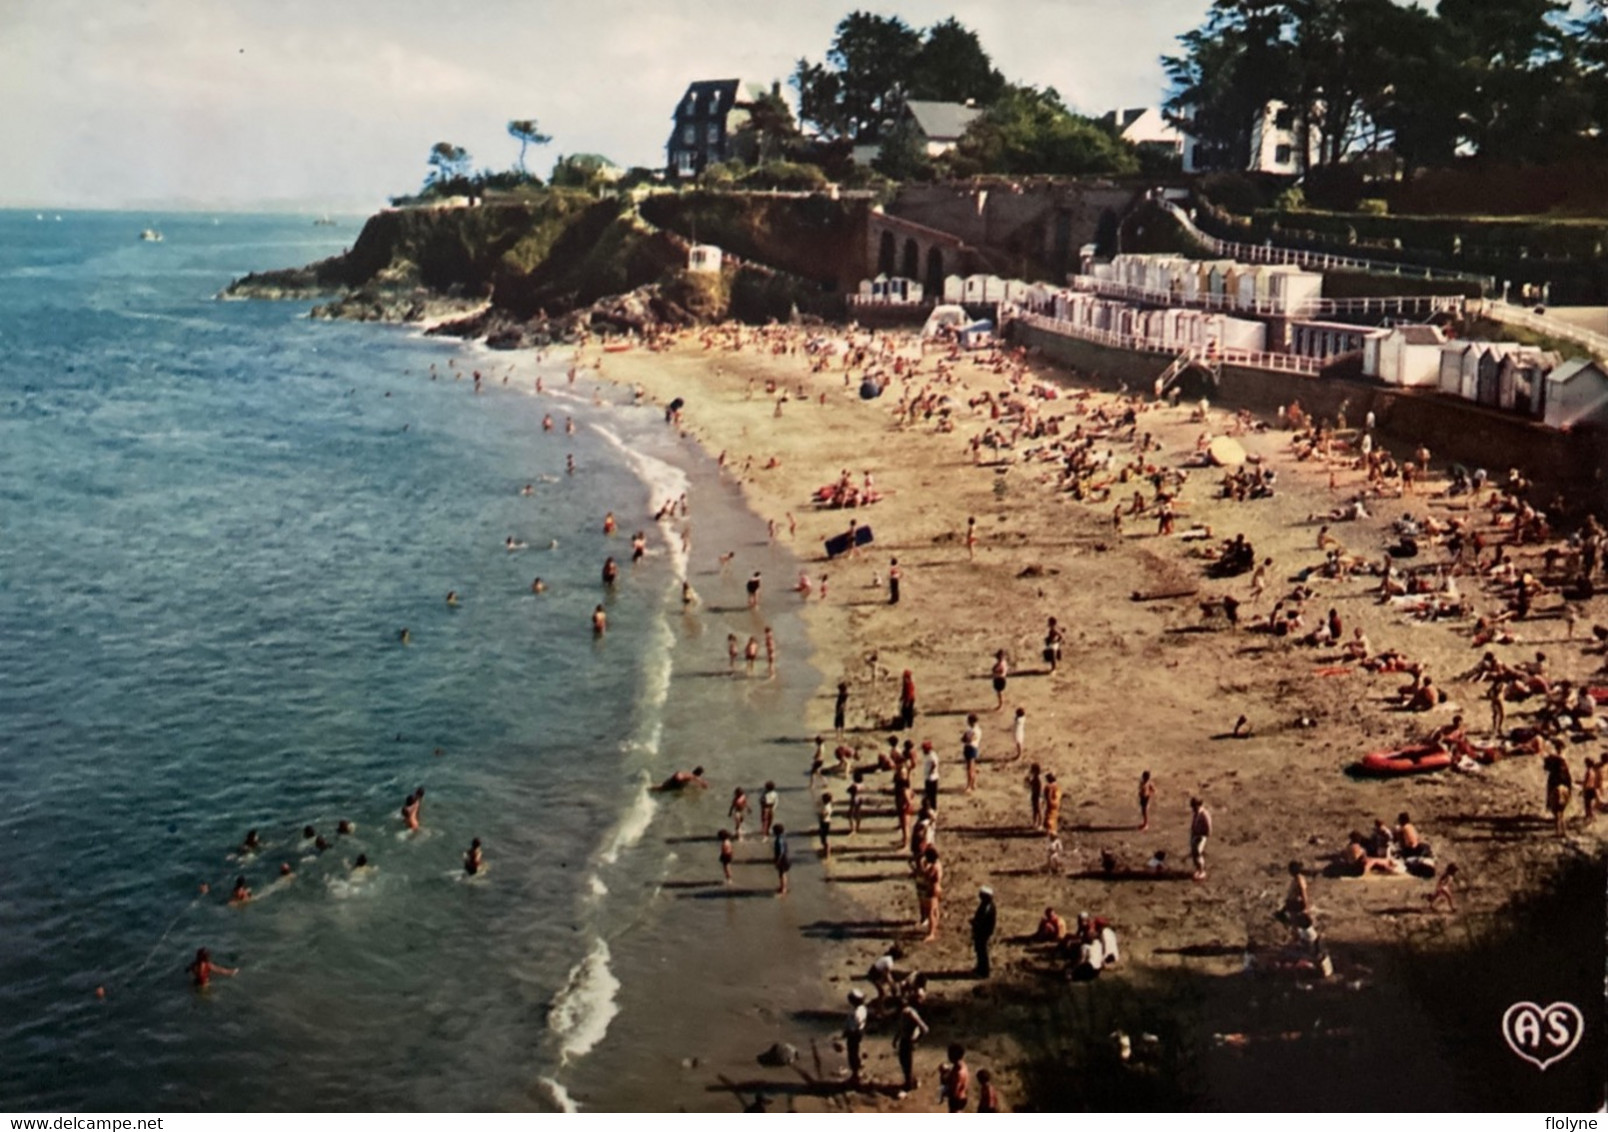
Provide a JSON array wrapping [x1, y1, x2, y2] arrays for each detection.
[[1066, 869, 1192, 882], [800, 918, 909, 941], [1067, 823, 1138, 834], [1153, 942, 1245, 959], [946, 825, 1042, 840], [824, 872, 907, 885], [677, 887, 777, 900]]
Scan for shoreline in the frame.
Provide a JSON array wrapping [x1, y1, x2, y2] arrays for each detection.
[[591, 327, 1606, 1111]]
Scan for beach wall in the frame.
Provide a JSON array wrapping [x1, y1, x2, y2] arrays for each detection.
[[889, 181, 1143, 280], [1013, 321, 1608, 509]]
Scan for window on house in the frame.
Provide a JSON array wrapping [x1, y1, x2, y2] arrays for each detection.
[[1274, 107, 1294, 130], [676, 151, 695, 175], [707, 123, 720, 145], [1275, 144, 1293, 166], [684, 126, 696, 146]]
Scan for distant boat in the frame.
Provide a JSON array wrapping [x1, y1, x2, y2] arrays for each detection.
[[139, 228, 163, 242], [313, 215, 337, 226]]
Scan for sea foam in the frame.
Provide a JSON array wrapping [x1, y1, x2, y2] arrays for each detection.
[[547, 935, 621, 1065]]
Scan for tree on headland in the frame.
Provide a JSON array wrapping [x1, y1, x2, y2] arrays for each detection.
[[1164, 0, 1603, 175], [948, 85, 1139, 177], [793, 12, 1003, 145], [426, 142, 473, 187], [736, 88, 801, 165], [507, 120, 553, 174]]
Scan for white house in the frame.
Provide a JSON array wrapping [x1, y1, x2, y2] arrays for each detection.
[[1362, 325, 1447, 388], [1542, 358, 1608, 429], [1180, 100, 1322, 175], [1103, 108, 1186, 160]]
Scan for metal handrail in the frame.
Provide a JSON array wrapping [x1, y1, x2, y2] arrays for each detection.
[[1474, 300, 1608, 361], [1070, 275, 1465, 321], [1159, 199, 1496, 289], [1014, 311, 1324, 375]]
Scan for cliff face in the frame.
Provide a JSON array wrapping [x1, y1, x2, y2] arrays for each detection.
[[223, 190, 866, 341]]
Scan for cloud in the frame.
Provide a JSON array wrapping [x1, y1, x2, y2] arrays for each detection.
[[0, 0, 1211, 209]]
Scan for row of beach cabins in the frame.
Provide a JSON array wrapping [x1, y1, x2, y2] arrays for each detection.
[[853, 253, 1608, 432]]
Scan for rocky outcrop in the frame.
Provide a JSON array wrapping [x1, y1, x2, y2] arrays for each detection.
[[223, 189, 859, 340]]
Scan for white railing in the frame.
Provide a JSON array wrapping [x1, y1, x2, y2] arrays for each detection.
[[1475, 300, 1608, 361], [1015, 312, 1324, 376], [1159, 199, 1496, 289], [1071, 275, 1466, 322]]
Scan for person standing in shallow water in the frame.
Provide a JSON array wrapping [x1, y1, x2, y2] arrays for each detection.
[[186, 947, 237, 989]]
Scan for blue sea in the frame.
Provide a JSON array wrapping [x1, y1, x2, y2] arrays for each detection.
[[0, 211, 840, 1111]]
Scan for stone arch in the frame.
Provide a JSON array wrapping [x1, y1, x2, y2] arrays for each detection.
[[901, 237, 920, 280], [877, 230, 897, 276], [925, 246, 945, 299]]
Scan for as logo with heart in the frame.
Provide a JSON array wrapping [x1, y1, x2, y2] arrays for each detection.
[[1502, 1001, 1584, 1071]]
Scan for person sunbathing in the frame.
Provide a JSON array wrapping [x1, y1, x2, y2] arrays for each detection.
[[1342, 832, 1401, 875]]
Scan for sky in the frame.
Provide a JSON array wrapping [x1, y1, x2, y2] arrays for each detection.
[[1, 0, 1213, 212]]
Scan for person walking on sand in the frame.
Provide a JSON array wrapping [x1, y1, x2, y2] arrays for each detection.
[[894, 762, 914, 849], [1012, 708, 1026, 761], [834, 681, 849, 736], [1189, 796, 1213, 881], [921, 741, 941, 812], [1427, 862, 1460, 912], [1544, 751, 1573, 836], [976, 1068, 1002, 1112], [759, 780, 778, 837], [728, 787, 749, 840], [727, 633, 739, 673], [939, 1044, 971, 1112], [744, 636, 759, 675], [817, 792, 834, 859], [971, 887, 997, 977], [919, 847, 944, 941], [772, 823, 792, 895], [718, 830, 734, 884], [843, 990, 869, 1088], [965, 516, 978, 560], [1042, 772, 1063, 836], [990, 650, 1009, 710], [1027, 762, 1043, 829], [1138, 770, 1156, 831], [961, 713, 982, 793], [887, 557, 902, 604], [899, 669, 917, 730], [893, 998, 929, 1095], [1043, 617, 1065, 673]]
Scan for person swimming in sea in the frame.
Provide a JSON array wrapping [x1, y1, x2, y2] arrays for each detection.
[[464, 838, 484, 876], [654, 766, 709, 792], [229, 876, 251, 905], [186, 947, 237, 989], [238, 829, 261, 855], [445, 590, 459, 607]]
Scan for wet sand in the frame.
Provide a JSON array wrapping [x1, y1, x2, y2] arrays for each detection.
[[594, 327, 1607, 1111]]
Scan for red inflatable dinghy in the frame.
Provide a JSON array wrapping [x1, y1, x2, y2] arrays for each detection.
[[1357, 745, 1453, 777]]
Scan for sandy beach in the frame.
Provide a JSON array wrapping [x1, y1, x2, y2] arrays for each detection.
[[593, 325, 1607, 1111]]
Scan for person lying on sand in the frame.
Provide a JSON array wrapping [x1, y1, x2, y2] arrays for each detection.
[[1342, 831, 1402, 876]]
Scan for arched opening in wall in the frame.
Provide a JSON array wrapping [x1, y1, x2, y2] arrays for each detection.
[[1095, 208, 1119, 258], [902, 238, 920, 280], [878, 231, 897, 276], [1173, 365, 1217, 401], [1053, 211, 1073, 274], [925, 247, 944, 299]]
